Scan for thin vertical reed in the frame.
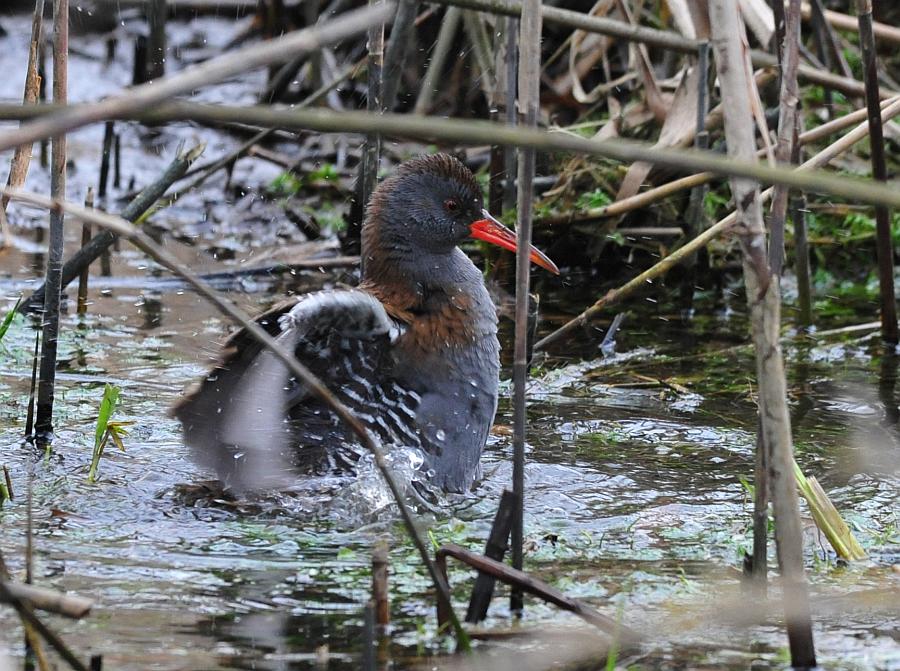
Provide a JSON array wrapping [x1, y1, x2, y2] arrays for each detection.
[[113, 133, 121, 190], [382, 0, 419, 110], [709, 0, 816, 665], [792, 192, 813, 329], [147, 0, 167, 80], [768, 0, 802, 277], [98, 122, 114, 202], [35, 0, 68, 438], [24, 330, 40, 438], [413, 6, 461, 115], [502, 18, 517, 213], [680, 43, 710, 315], [750, 422, 768, 592], [510, 0, 540, 616], [487, 14, 508, 279], [856, 0, 898, 345], [77, 188, 93, 316], [345, 3, 386, 255], [371, 542, 389, 632], [38, 42, 48, 169]]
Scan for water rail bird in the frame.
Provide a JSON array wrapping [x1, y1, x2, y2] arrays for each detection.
[[173, 154, 558, 493]]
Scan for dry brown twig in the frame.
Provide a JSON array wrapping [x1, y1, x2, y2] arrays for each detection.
[[0, 0, 45, 249]]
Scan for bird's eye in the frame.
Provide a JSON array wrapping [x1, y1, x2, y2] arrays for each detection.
[[443, 199, 459, 213]]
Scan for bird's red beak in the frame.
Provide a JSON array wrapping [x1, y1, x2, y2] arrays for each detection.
[[470, 210, 560, 275]]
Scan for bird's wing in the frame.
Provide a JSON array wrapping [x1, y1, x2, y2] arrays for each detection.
[[171, 290, 405, 491]]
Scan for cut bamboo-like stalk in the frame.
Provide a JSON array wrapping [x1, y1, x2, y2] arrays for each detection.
[[793, 461, 867, 561]]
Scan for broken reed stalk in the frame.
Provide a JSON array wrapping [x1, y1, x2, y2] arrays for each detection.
[[466, 489, 516, 623], [768, 0, 802, 277], [0, 553, 49, 671], [35, 0, 68, 437], [413, 6, 461, 115], [542, 94, 900, 227], [792, 461, 866, 560], [709, 1, 816, 665], [0, 185, 471, 652], [0, 2, 395, 155], [856, 0, 898, 345], [77, 188, 94, 316], [5, 102, 900, 210], [534, 96, 900, 351], [0, 582, 93, 619], [510, 0, 540, 616], [436, 544, 632, 638], [430, 0, 891, 99]]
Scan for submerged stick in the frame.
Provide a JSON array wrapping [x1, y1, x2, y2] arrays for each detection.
[[437, 544, 633, 638], [1, 185, 471, 652], [35, 0, 68, 437], [466, 489, 515, 623], [510, 0, 540, 616], [0, 2, 395, 154], [20, 144, 203, 314]]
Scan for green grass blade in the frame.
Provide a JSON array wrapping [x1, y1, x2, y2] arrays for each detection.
[[0, 297, 22, 343], [89, 384, 121, 482]]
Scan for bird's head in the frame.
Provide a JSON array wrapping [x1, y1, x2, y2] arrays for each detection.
[[364, 154, 559, 275]]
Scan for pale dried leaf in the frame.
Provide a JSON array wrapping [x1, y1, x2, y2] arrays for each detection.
[[685, 0, 711, 39], [738, 0, 774, 48], [616, 65, 700, 200], [567, 0, 616, 103], [665, 0, 696, 38]]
